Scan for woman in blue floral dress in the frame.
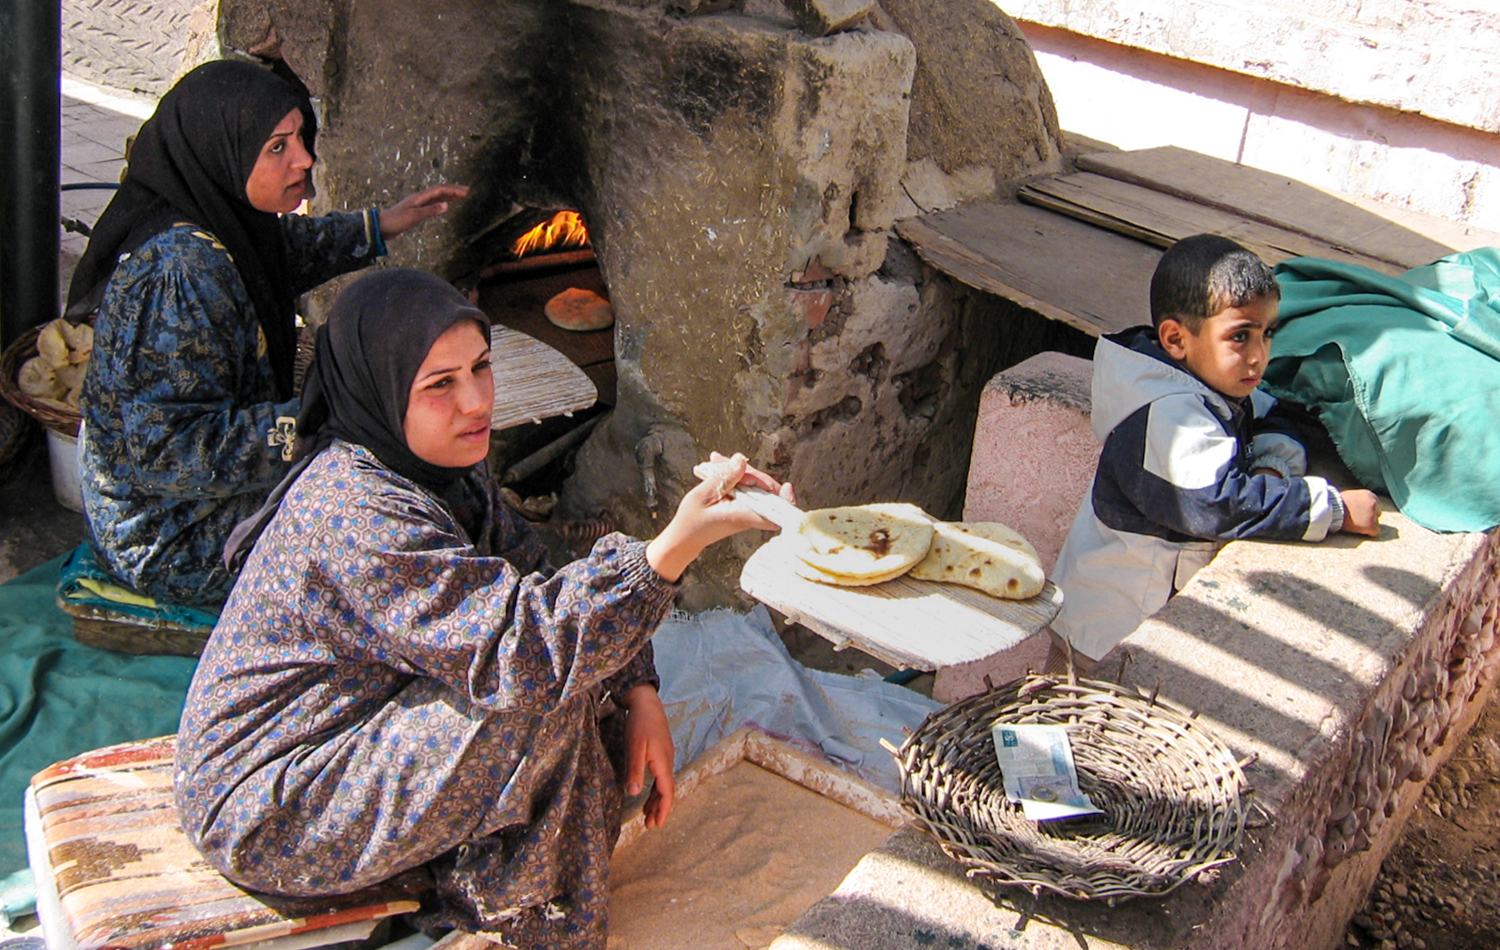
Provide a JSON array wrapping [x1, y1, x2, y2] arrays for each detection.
[[174, 268, 792, 949], [65, 59, 465, 606]]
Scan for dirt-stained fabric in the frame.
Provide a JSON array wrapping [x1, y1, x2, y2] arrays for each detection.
[[174, 440, 675, 949]]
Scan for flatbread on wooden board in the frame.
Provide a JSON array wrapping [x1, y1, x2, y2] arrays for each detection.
[[790, 548, 916, 587], [794, 503, 934, 582], [908, 520, 1045, 599]]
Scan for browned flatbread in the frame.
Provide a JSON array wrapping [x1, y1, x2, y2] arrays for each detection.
[[908, 520, 1045, 599], [794, 503, 934, 582], [544, 287, 614, 331]]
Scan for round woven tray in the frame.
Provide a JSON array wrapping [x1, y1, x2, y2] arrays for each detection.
[[0, 323, 84, 437], [893, 674, 1249, 904]]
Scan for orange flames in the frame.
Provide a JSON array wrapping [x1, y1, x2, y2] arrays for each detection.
[[512, 210, 590, 258]]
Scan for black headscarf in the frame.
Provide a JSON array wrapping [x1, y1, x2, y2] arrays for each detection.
[[65, 59, 311, 399], [224, 268, 491, 569]]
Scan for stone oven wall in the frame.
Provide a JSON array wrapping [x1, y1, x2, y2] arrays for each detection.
[[218, 0, 1063, 606]]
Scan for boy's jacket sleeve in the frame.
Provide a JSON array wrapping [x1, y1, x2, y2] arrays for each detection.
[[1093, 392, 1338, 543]]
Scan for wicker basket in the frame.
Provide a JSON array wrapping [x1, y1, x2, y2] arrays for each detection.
[[1, 323, 83, 437], [892, 673, 1249, 904]]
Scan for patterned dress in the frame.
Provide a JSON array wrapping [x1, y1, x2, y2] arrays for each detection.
[[79, 211, 384, 606], [174, 441, 677, 949]]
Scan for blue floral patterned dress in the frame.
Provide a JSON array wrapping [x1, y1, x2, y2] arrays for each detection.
[[79, 211, 384, 606], [174, 441, 676, 949]]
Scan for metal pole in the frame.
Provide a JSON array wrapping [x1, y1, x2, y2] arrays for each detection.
[[0, 0, 62, 349]]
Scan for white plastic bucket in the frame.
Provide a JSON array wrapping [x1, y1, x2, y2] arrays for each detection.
[[46, 427, 84, 512]]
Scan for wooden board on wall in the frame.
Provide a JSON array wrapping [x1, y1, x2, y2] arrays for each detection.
[[1075, 146, 1471, 271], [895, 200, 1160, 337], [1020, 172, 1406, 276]]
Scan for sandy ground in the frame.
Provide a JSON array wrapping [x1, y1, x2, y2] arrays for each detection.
[[607, 762, 892, 950]]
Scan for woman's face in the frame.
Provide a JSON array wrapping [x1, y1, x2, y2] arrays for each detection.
[[404, 321, 495, 469], [245, 108, 313, 213]]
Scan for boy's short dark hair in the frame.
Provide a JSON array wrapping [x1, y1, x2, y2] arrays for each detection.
[[1149, 234, 1280, 330]]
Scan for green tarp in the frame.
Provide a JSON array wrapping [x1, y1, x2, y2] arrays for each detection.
[[0, 555, 197, 911], [1266, 251, 1500, 533]]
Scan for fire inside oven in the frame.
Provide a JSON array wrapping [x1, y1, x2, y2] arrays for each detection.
[[476, 208, 615, 500]]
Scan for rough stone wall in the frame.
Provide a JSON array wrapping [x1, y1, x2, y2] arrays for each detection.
[[206, 0, 1061, 606], [220, 0, 554, 282], [1117, 525, 1500, 950], [1260, 531, 1500, 949], [877, 0, 1063, 213], [62, 0, 217, 96]]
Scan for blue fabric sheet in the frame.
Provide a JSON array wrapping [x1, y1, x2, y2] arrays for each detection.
[[653, 606, 941, 792]]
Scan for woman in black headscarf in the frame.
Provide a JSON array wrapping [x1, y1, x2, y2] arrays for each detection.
[[176, 268, 792, 950], [69, 58, 466, 607]]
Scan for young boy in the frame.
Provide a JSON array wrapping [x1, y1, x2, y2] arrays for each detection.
[[1048, 234, 1380, 670]]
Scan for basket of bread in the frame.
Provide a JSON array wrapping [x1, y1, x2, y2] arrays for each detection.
[[1, 316, 92, 437]]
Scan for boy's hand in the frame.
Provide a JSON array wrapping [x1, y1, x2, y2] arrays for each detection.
[[621, 684, 675, 829], [1340, 489, 1381, 537]]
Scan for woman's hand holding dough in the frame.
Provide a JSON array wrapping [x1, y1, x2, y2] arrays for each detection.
[[645, 451, 794, 582]]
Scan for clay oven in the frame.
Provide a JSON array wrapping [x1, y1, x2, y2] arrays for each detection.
[[223, 0, 1064, 605]]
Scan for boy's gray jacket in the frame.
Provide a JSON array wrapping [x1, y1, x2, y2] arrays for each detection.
[[1050, 327, 1342, 661]]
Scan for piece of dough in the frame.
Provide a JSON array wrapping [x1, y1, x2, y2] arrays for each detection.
[[58, 320, 93, 363], [18, 356, 65, 400], [794, 502, 934, 582], [544, 287, 614, 332], [908, 520, 1046, 599], [36, 321, 70, 369]]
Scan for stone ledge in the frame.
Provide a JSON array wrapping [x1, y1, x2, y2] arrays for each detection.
[[775, 510, 1500, 950]]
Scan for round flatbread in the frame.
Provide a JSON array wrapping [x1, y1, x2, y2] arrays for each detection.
[[790, 552, 915, 587], [544, 287, 614, 331], [794, 502, 934, 582], [908, 520, 1045, 599]]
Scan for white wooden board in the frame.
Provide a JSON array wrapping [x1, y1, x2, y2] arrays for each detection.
[[740, 534, 1063, 672], [489, 324, 598, 430]]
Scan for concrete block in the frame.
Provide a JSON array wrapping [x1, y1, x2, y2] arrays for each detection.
[[963, 351, 1096, 573]]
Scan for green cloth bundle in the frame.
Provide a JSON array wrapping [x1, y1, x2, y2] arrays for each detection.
[[1267, 250, 1500, 533]]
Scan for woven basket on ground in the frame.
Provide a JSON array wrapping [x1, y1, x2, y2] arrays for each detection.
[[1, 324, 83, 437], [892, 673, 1249, 904]]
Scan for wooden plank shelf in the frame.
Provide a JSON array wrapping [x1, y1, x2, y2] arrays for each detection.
[[896, 145, 1500, 340], [1074, 146, 1481, 271], [895, 200, 1159, 337], [1019, 172, 1406, 276]]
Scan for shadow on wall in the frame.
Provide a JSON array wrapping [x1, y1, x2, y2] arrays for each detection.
[[1019, 20, 1500, 231]]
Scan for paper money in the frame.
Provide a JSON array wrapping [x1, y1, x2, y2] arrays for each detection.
[[991, 722, 1105, 821]]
